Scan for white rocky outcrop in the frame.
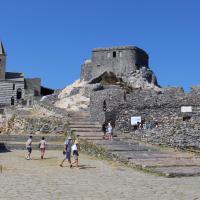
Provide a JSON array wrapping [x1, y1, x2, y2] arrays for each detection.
[[55, 80, 90, 111]]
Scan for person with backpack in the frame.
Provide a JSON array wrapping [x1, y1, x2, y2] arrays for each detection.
[[25, 135, 32, 160], [60, 136, 73, 168], [39, 137, 47, 159]]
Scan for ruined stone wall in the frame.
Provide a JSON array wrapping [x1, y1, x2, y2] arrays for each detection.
[[90, 86, 200, 130], [90, 86, 125, 123]]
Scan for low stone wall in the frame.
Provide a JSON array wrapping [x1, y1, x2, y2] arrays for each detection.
[[6, 115, 69, 135], [129, 120, 200, 150]]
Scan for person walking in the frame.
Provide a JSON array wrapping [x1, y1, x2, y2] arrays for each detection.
[[71, 141, 79, 169], [102, 122, 107, 139], [39, 137, 47, 159], [60, 136, 73, 168], [107, 122, 113, 141], [25, 135, 32, 160]]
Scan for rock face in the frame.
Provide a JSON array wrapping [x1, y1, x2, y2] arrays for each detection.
[[0, 102, 69, 135], [54, 80, 90, 111]]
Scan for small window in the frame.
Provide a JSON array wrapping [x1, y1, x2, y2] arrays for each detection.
[[107, 52, 111, 58], [17, 88, 22, 100], [11, 96, 15, 105], [0, 59, 1, 64], [113, 51, 116, 58], [13, 84, 15, 90], [119, 51, 122, 57], [97, 64, 101, 67]]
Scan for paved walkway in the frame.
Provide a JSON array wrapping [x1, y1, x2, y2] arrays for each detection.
[[1, 150, 200, 200]]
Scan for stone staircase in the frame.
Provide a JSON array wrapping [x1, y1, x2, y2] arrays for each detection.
[[68, 111, 103, 140]]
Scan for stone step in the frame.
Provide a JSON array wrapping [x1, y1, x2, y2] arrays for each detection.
[[71, 128, 102, 132], [129, 158, 200, 168], [69, 118, 92, 122], [0, 135, 66, 142], [150, 166, 200, 177], [3, 142, 63, 150], [72, 132, 103, 137], [69, 124, 101, 128], [69, 122, 100, 126], [69, 112, 90, 117]]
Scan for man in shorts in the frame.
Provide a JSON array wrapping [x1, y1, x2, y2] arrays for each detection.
[[60, 136, 73, 168], [26, 135, 32, 160]]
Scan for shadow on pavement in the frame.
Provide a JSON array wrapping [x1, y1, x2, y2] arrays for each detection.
[[0, 143, 11, 153]]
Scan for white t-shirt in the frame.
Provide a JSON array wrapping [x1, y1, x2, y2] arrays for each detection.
[[26, 138, 32, 148], [71, 144, 77, 152], [107, 123, 112, 133], [39, 140, 47, 148]]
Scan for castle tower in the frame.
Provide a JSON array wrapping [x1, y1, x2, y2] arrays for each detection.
[[0, 41, 6, 80], [81, 46, 149, 81]]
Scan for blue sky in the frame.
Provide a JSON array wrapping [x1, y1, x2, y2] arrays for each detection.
[[0, 0, 199, 91]]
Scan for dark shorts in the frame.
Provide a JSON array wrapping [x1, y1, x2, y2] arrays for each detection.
[[27, 147, 32, 153], [73, 150, 79, 160], [65, 151, 71, 160]]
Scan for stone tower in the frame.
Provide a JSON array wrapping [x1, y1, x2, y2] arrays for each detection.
[[0, 41, 6, 80], [80, 46, 149, 81]]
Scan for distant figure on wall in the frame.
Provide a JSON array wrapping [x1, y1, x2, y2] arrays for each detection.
[[102, 122, 107, 139], [25, 135, 32, 160], [107, 122, 113, 141]]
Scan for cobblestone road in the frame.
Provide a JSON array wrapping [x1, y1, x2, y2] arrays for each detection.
[[1, 150, 200, 200]]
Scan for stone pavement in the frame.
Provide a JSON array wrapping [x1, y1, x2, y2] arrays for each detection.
[[1, 150, 200, 200]]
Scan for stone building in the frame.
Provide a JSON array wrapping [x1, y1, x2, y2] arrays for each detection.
[[0, 41, 41, 106], [81, 46, 158, 89]]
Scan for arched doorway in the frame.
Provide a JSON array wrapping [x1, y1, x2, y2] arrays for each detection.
[[16, 88, 22, 100], [11, 96, 15, 105]]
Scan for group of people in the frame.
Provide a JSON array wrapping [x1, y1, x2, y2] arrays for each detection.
[[60, 136, 79, 169], [25, 136, 47, 160], [25, 135, 80, 169], [133, 120, 159, 130], [102, 121, 113, 140]]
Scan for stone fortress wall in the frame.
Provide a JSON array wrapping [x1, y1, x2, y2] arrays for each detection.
[[90, 85, 200, 149], [90, 86, 200, 128]]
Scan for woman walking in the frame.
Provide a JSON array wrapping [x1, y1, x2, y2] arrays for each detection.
[[107, 122, 113, 141], [39, 137, 47, 159]]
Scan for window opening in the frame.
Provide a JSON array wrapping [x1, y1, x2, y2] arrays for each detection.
[[16, 88, 22, 100], [11, 96, 15, 105], [113, 51, 116, 58]]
